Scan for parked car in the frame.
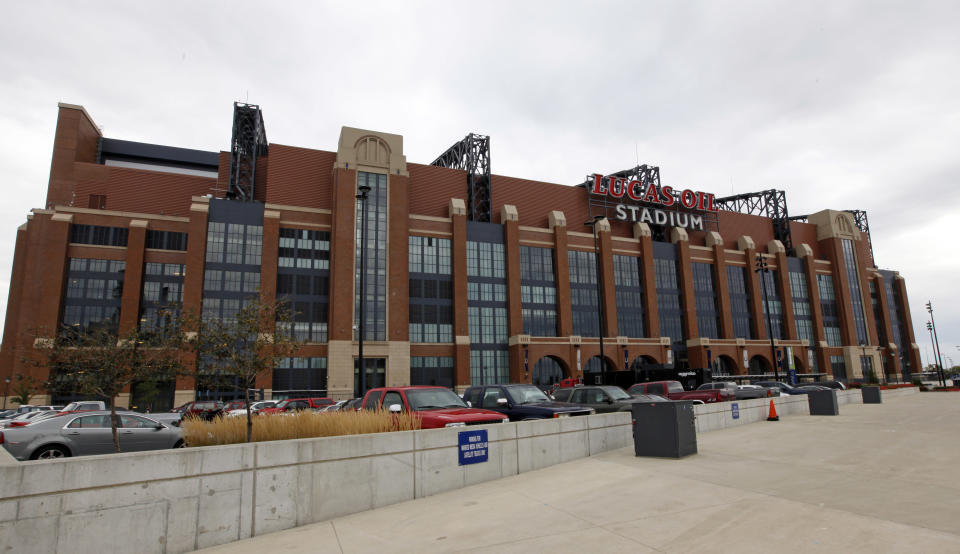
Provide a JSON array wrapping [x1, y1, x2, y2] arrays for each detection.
[[754, 381, 810, 395], [812, 380, 846, 390], [60, 401, 107, 413], [794, 385, 831, 392], [734, 384, 776, 399], [341, 397, 363, 412], [225, 400, 277, 417], [0, 411, 184, 461], [361, 386, 508, 429], [258, 397, 334, 415], [0, 411, 49, 429], [462, 384, 594, 421], [629, 380, 730, 403], [697, 381, 763, 400], [176, 401, 225, 420], [552, 386, 665, 413]]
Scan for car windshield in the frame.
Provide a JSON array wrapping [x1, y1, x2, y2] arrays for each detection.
[[667, 382, 685, 393], [507, 386, 550, 404], [406, 389, 467, 410], [275, 400, 290, 409], [601, 386, 631, 400]]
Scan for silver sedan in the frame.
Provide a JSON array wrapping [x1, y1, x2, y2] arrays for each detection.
[[0, 411, 184, 461]]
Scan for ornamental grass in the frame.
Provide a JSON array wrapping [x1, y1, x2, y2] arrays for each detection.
[[181, 410, 421, 447]]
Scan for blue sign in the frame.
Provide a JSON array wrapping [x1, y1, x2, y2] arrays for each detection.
[[789, 368, 797, 385], [731, 403, 740, 419], [458, 429, 489, 465]]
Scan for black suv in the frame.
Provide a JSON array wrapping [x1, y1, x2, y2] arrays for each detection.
[[462, 384, 593, 421]]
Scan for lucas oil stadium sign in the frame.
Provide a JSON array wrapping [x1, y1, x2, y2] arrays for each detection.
[[588, 173, 719, 231]]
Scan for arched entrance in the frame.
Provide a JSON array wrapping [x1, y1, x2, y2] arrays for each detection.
[[749, 355, 771, 376], [583, 355, 614, 386], [713, 355, 738, 377], [531, 356, 567, 390]]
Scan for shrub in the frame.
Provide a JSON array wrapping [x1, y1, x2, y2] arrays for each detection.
[[181, 410, 421, 447]]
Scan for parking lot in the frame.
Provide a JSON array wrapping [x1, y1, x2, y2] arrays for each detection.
[[199, 391, 960, 553]]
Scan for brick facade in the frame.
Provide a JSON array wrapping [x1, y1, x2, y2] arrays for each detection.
[[0, 104, 924, 407]]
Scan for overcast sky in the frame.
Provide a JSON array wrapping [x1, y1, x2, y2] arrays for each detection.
[[1, 1, 957, 369]]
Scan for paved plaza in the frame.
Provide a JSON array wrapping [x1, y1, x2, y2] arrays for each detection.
[[200, 392, 960, 553]]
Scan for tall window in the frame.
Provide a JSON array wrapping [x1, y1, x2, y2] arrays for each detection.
[[789, 268, 813, 346], [759, 269, 784, 340], [568, 250, 599, 337], [614, 255, 644, 338], [869, 281, 887, 346], [203, 220, 263, 322], [61, 258, 125, 336], [692, 263, 719, 339], [726, 266, 753, 339], [140, 263, 185, 333], [467, 225, 509, 385], [409, 236, 453, 343], [654, 244, 684, 351], [842, 240, 869, 345], [881, 270, 910, 379], [277, 228, 330, 343], [355, 172, 387, 341], [521, 246, 557, 337], [818, 274, 842, 347]]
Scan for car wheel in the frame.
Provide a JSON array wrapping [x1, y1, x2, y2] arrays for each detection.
[[30, 445, 70, 460], [173, 440, 186, 449]]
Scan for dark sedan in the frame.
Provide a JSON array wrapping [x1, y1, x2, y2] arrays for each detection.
[[0, 411, 184, 461], [552, 386, 664, 413], [463, 384, 593, 420]]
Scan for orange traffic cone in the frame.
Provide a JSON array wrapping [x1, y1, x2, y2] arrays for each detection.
[[767, 399, 779, 421]]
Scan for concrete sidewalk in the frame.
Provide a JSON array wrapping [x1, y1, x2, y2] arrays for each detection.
[[198, 393, 960, 553]]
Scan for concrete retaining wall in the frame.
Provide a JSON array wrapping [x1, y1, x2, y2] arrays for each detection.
[[692, 387, 918, 433], [0, 413, 631, 553]]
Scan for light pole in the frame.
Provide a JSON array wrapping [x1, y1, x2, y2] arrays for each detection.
[[585, 215, 607, 386], [3, 377, 10, 410], [925, 302, 945, 387], [754, 254, 780, 382], [356, 183, 371, 397]]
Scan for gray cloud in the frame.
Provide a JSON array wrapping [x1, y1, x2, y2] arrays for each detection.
[[1, 0, 957, 365]]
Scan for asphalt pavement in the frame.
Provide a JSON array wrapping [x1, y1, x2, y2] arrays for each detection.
[[197, 391, 960, 553]]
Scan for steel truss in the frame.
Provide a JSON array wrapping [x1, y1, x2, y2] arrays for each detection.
[[581, 165, 719, 242], [714, 189, 793, 255], [228, 102, 268, 201], [431, 133, 491, 222]]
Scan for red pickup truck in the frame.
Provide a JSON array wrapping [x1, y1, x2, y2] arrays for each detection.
[[628, 380, 732, 403], [361, 386, 508, 429]]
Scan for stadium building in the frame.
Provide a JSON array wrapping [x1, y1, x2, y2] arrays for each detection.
[[0, 103, 923, 409]]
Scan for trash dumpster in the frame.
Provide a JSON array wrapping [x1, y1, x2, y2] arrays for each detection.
[[861, 386, 882, 404], [631, 401, 697, 458], [808, 389, 839, 415]]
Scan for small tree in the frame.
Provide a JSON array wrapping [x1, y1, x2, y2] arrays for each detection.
[[183, 296, 300, 443], [9, 374, 39, 406], [32, 317, 185, 452]]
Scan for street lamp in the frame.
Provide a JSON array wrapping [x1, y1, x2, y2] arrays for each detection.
[[754, 254, 780, 382], [3, 377, 10, 410], [585, 215, 607, 386], [925, 302, 945, 387], [356, 183, 371, 397]]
